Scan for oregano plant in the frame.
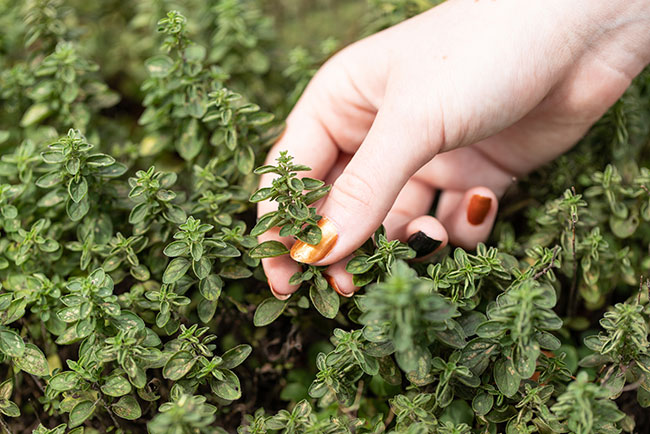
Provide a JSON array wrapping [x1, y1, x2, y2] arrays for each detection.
[[0, 1, 646, 433]]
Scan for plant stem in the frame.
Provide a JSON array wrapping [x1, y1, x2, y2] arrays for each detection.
[[0, 416, 13, 434], [533, 246, 560, 280], [383, 408, 395, 432], [567, 187, 579, 316]]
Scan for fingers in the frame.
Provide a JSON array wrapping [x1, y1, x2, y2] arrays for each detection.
[[257, 44, 383, 218], [436, 186, 498, 250], [257, 44, 384, 298], [404, 216, 448, 260], [260, 228, 301, 299], [323, 257, 357, 298], [290, 102, 441, 266], [322, 177, 446, 296], [382, 179, 448, 259], [413, 146, 517, 197], [382, 178, 435, 240]]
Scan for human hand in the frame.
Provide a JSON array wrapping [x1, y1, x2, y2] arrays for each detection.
[[258, 0, 650, 299]]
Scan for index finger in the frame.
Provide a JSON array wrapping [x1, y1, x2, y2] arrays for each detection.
[[257, 45, 383, 218]]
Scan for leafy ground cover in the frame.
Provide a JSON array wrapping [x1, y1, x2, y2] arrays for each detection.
[[0, 0, 649, 433]]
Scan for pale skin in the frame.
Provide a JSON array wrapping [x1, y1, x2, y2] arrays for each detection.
[[258, 0, 650, 299]]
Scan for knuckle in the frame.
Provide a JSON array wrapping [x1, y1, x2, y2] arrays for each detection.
[[329, 172, 375, 211]]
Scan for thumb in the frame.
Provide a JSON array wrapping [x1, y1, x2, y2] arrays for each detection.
[[290, 105, 442, 265]]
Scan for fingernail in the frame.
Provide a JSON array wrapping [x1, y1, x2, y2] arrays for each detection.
[[324, 273, 353, 298], [467, 195, 492, 225], [290, 217, 338, 264], [407, 231, 442, 258], [268, 279, 290, 301]]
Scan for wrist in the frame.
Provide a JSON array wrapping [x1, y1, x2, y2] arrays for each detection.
[[560, 0, 650, 72]]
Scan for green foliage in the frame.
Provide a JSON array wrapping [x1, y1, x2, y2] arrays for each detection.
[[346, 225, 416, 286], [250, 150, 331, 246], [551, 372, 625, 434], [0, 1, 648, 433]]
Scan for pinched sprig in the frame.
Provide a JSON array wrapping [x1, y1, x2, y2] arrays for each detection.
[[249, 151, 330, 258]]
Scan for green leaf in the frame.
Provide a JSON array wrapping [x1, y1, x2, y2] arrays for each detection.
[[112, 395, 141, 420], [184, 44, 206, 62], [20, 103, 51, 127], [131, 264, 150, 281], [57, 306, 82, 323], [190, 242, 203, 262], [48, 371, 78, 391], [472, 393, 493, 416], [66, 157, 80, 175], [297, 224, 321, 245], [129, 202, 150, 224], [67, 177, 88, 203], [250, 212, 281, 236], [249, 241, 289, 258], [302, 178, 325, 190], [210, 369, 241, 400], [0, 330, 24, 358], [188, 96, 208, 119], [163, 351, 196, 381], [249, 112, 274, 126], [101, 375, 132, 397], [513, 342, 540, 378], [177, 118, 202, 161], [378, 356, 402, 385], [253, 297, 288, 327], [303, 186, 331, 205], [199, 274, 222, 301], [36, 171, 64, 188], [14, 343, 49, 376], [249, 187, 274, 203], [145, 55, 174, 77], [225, 127, 237, 151], [253, 165, 279, 175], [475, 321, 506, 339], [346, 256, 373, 274], [0, 400, 20, 417], [221, 344, 252, 369], [638, 386, 650, 408], [0, 380, 12, 400], [537, 331, 561, 350], [66, 196, 90, 221], [197, 298, 217, 323], [193, 256, 211, 279], [434, 321, 467, 349], [41, 151, 65, 164], [494, 358, 521, 397], [163, 257, 191, 284], [97, 162, 127, 177], [86, 154, 116, 167], [399, 346, 432, 380], [237, 145, 255, 174], [69, 401, 95, 428], [37, 189, 67, 208], [163, 205, 187, 224], [609, 214, 639, 238], [309, 285, 339, 319]]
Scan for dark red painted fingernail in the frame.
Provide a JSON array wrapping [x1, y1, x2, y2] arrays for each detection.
[[268, 279, 290, 300], [467, 195, 492, 225]]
